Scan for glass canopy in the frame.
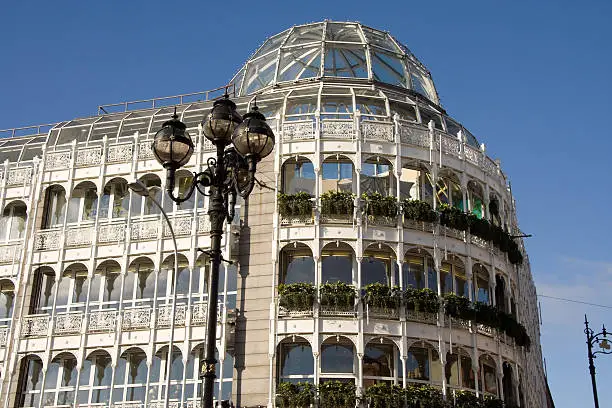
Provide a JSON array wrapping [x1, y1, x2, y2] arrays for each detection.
[[229, 21, 439, 104]]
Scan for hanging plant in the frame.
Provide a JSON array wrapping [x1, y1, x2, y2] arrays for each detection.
[[443, 293, 474, 321], [321, 191, 355, 216], [275, 382, 315, 408], [364, 383, 405, 408], [402, 199, 438, 223], [318, 381, 357, 408], [404, 287, 440, 313], [483, 395, 505, 408], [278, 283, 316, 311], [278, 192, 314, 217], [439, 204, 470, 231], [473, 302, 498, 328], [468, 214, 492, 241], [362, 192, 398, 217], [320, 282, 356, 309], [364, 283, 401, 309], [454, 390, 481, 408], [406, 384, 446, 408]]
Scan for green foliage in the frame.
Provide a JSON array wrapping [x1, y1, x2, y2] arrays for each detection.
[[482, 395, 505, 408], [406, 384, 447, 408], [362, 192, 398, 217], [404, 287, 440, 313], [363, 283, 401, 309], [444, 293, 474, 321], [454, 390, 481, 408], [278, 283, 316, 311], [468, 214, 492, 241], [364, 383, 405, 408], [439, 204, 470, 231], [321, 191, 355, 216], [318, 381, 356, 408], [320, 282, 356, 309], [275, 382, 315, 408], [402, 199, 438, 223], [278, 192, 313, 217]]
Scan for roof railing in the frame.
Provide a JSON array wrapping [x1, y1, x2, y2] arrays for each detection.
[[97, 83, 236, 115], [0, 123, 57, 140]]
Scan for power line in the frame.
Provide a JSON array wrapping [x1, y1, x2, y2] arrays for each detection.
[[537, 294, 612, 310]]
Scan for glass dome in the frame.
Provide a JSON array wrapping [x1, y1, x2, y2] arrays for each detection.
[[229, 21, 439, 104]]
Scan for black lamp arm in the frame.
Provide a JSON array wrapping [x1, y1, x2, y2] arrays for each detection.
[[165, 167, 214, 204]]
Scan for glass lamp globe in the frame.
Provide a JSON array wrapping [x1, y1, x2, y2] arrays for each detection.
[[231, 105, 275, 160], [151, 112, 194, 169], [202, 96, 243, 145]]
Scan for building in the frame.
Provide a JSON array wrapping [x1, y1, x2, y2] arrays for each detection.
[[0, 21, 548, 407]]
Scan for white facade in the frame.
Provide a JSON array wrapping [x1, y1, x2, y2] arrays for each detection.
[[0, 21, 548, 408]]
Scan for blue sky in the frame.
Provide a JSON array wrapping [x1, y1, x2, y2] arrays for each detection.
[[1, 1, 611, 406]]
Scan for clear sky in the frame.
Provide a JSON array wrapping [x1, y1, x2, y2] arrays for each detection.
[[1, 1, 611, 406]]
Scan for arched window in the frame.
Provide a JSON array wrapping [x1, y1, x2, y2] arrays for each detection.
[[403, 250, 436, 291], [321, 242, 354, 284], [489, 195, 501, 226], [55, 263, 88, 313], [440, 255, 466, 297], [0, 280, 15, 325], [30, 267, 56, 314], [322, 155, 354, 193], [130, 174, 162, 217], [192, 254, 209, 304], [161, 254, 191, 304], [42, 352, 78, 406], [479, 355, 498, 396], [277, 338, 314, 383], [362, 244, 397, 287], [124, 257, 156, 308], [361, 157, 395, 196], [185, 346, 234, 403], [100, 178, 129, 219], [495, 275, 507, 313], [282, 157, 315, 194], [280, 243, 314, 284], [445, 350, 475, 390], [163, 170, 197, 213], [407, 343, 442, 383], [78, 351, 112, 405], [468, 181, 484, 219], [363, 339, 399, 387], [89, 260, 122, 309], [149, 346, 184, 402], [321, 336, 355, 376], [430, 171, 462, 209], [0, 201, 27, 241], [473, 264, 490, 304], [321, 90, 353, 120], [399, 164, 428, 202], [43, 185, 67, 228], [16, 355, 44, 407], [67, 181, 98, 223], [502, 362, 516, 405], [113, 348, 147, 403]]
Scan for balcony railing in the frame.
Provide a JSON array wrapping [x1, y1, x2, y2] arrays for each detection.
[[0, 326, 8, 346], [191, 302, 207, 326], [89, 309, 117, 332], [0, 242, 22, 265], [122, 307, 151, 330], [21, 314, 50, 337], [156, 304, 187, 328], [54, 312, 83, 335]]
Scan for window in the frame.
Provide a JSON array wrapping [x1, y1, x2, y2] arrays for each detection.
[[67, 182, 98, 223], [90, 260, 122, 309], [55, 263, 89, 313], [78, 351, 112, 405], [42, 353, 78, 406], [131, 174, 162, 217], [474, 264, 490, 304], [163, 170, 197, 213], [407, 345, 441, 382], [479, 356, 498, 396], [124, 257, 156, 308], [185, 348, 234, 403], [321, 243, 354, 284], [441, 257, 466, 296], [399, 167, 426, 201], [361, 157, 394, 196], [17, 356, 44, 407], [278, 340, 314, 382], [161, 254, 190, 303], [112, 348, 147, 403], [0, 280, 15, 324], [403, 255, 426, 290], [362, 245, 397, 287], [148, 346, 184, 402], [30, 267, 56, 314], [43, 185, 67, 228], [468, 181, 484, 219], [100, 178, 129, 219], [322, 156, 354, 193], [280, 244, 314, 284], [321, 337, 354, 374], [363, 342, 397, 387], [0, 201, 27, 241], [445, 352, 474, 389], [192, 255, 209, 304], [282, 158, 315, 194]]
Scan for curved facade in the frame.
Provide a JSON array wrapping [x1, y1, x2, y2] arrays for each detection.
[[0, 21, 546, 408]]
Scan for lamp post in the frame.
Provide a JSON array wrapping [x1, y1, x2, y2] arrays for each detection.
[[150, 96, 275, 408], [127, 181, 179, 407], [584, 314, 611, 408]]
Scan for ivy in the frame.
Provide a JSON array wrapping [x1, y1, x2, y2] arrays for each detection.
[[363, 283, 401, 309], [318, 381, 357, 408], [362, 192, 398, 217], [275, 382, 315, 408], [320, 282, 356, 309], [404, 287, 440, 313], [439, 204, 470, 231], [402, 199, 438, 223], [364, 383, 405, 408]]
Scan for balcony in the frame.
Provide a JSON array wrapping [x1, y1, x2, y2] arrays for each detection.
[[54, 311, 83, 335], [0, 242, 22, 266], [89, 309, 117, 332], [21, 314, 50, 337], [121, 307, 151, 330], [156, 304, 187, 328], [0, 326, 8, 346]]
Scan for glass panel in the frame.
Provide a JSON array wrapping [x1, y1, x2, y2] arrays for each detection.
[[322, 256, 352, 284], [361, 258, 389, 286], [461, 355, 475, 389], [371, 51, 408, 88], [244, 54, 277, 95], [322, 160, 353, 193], [283, 257, 315, 284], [326, 23, 362, 42], [445, 353, 459, 386], [361, 27, 400, 52], [363, 344, 394, 377], [278, 47, 321, 82], [280, 343, 314, 377], [399, 167, 421, 201], [0, 282, 14, 319], [407, 347, 429, 380], [324, 46, 368, 78], [321, 343, 354, 373], [7, 203, 26, 239], [361, 161, 391, 195], [252, 29, 290, 59], [403, 256, 425, 289], [282, 159, 315, 194]]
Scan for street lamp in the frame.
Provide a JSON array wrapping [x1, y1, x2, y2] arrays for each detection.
[[150, 95, 275, 408], [127, 180, 179, 407], [584, 314, 611, 408]]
